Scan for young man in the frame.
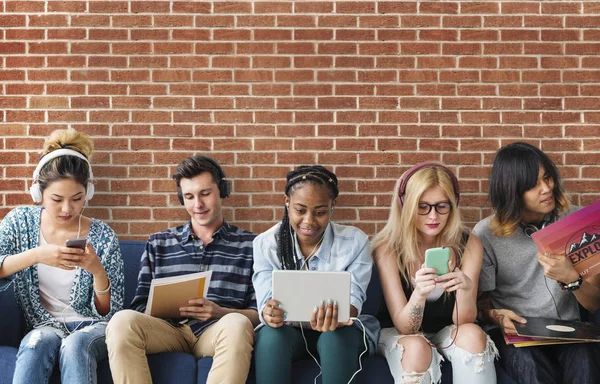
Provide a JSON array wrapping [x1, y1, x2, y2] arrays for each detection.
[[474, 142, 600, 384], [106, 155, 258, 384]]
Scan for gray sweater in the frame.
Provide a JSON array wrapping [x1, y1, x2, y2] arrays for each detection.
[[473, 207, 581, 321]]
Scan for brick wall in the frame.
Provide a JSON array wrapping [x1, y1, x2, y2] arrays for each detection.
[[1, 1, 599, 239]]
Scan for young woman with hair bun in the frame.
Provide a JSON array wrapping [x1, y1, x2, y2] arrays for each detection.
[[0, 128, 124, 384]]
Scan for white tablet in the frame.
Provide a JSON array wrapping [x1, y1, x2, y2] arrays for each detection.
[[271, 270, 351, 323]]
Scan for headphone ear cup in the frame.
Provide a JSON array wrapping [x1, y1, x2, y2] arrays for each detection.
[[219, 180, 231, 199], [177, 190, 184, 205], [85, 182, 94, 201], [30, 183, 42, 203]]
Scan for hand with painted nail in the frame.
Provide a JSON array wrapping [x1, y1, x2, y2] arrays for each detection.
[[310, 299, 336, 332], [262, 298, 286, 328], [488, 308, 527, 335], [434, 266, 473, 293]]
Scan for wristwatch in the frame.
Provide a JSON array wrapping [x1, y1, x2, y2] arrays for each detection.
[[559, 275, 583, 291]]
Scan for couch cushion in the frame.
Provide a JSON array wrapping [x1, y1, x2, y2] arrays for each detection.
[[363, 267, 382, 317], [118, 240, 146, 309], [0, 285, 24, 348], [98, 352, 197, 384], [0, 346, 17, 384]]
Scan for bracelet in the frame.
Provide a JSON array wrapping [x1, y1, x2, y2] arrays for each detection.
[[94, 280, 111, 295], [558, 274, 583, 291]]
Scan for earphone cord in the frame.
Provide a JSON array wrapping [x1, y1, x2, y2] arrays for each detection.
[[301, 317, 369, 384], [299, 233, 325, 271], [544, 274, 563, 320]]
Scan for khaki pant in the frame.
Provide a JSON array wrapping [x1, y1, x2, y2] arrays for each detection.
[[105, 310, 254, 384]]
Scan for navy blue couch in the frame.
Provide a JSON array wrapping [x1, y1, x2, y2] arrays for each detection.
[[0, 240, 520, 383]]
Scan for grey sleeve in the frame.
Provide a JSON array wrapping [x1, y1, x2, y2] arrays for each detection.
[[473, 221, 496, 294]]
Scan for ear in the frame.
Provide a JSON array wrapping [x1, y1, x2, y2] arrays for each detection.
[[331, 199, 336, 212], [284, 196, 290, 207]]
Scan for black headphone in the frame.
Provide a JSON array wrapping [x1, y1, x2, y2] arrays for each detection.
[[520, 214, 557, 238], [177, 156, 231, 205]]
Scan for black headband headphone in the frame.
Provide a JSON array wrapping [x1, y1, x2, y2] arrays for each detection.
[[520, 214, 557, 238], [397, 162, 460, 209], [177, 156, 231, 205]]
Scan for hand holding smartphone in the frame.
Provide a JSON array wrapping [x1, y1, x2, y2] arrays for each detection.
[[424, 247, 450, 275], [66, 238, 87, 250]]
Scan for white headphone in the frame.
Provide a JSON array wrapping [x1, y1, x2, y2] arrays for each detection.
[[30, 148, 95, 203]]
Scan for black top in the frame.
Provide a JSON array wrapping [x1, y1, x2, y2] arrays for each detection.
[[376, 232, 469, 334]]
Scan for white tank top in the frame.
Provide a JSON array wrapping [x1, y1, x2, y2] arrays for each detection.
[[37, 233, 93, 323]]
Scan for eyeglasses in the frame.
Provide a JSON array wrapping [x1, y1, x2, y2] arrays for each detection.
[[417, 202, 452, 215]]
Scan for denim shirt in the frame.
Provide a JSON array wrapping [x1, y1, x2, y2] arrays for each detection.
[[253, 221, 372, 325]]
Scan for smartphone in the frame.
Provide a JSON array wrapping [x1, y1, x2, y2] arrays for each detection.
[[66, 238, 87, 250], [424, 247, 450, 275]]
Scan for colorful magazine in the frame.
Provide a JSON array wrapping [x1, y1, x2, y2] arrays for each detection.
[[531, 200, 600, 280]]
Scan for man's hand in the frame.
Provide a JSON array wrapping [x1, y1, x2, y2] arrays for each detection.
[[179, 298, 227, 321]]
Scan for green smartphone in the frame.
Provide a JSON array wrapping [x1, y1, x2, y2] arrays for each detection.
[[424, 247, 450, 275]]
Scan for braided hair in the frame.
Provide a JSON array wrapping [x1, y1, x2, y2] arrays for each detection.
[[277, 165, 339, 270]]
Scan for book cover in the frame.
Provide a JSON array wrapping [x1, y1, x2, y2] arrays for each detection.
[[531, 200, 600, 280], [145, 271, 212, 319], [502, 331, 582, 348]]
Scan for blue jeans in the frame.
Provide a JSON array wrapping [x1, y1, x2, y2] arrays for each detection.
[[490, 327, 600, 384], [13, 321, 108, 384]]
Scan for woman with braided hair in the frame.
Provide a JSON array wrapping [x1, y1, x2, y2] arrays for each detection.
[[252, 165, 377, 384]]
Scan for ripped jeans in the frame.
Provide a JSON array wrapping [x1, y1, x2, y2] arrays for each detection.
[[378, 325, 498, 384], [13, 321, 108, 384]]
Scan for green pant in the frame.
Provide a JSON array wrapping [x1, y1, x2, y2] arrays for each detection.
[[254, 325, 364, 384]]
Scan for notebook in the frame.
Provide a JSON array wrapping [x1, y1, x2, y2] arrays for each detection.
[[512, 317, 600, 342], [145, 271, 212, 319], [271, 270, 351, 323]]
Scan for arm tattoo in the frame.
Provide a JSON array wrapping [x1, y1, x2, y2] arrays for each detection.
[[408, 304, 424, 333]]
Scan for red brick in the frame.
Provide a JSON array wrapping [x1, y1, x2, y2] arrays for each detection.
[[254, 29, 292, 41], [336, 30, 376, 41], [318, 42, 357, 55], [237, 15, 276, 28], [462, 112, 501, 124], [278, 15, 316, 27], [275, 70, 314, 83], [501, 2, 539, 14], [443, 43, 481, 55], [360, 15, 399, 28], [525, 16, 563, 28], [318, 15, 357, 28], [443, 16, 482, 28], [89, 1, 128, 13]]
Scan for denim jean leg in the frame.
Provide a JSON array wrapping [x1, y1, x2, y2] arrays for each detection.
[[59, 322, 108, 384], [13, 326, 63, 384], [556, 342, 600, 384], [489, 328, 559, 384]]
